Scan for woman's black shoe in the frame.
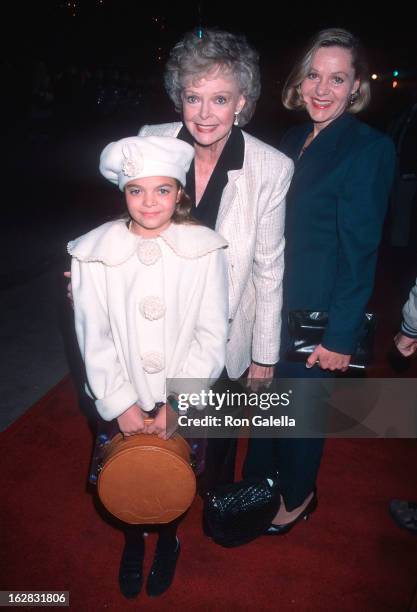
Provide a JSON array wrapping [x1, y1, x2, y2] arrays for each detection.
[[118, 537, 145, 598], [264, 490, 318, 535], [146, 537, 180, 597], [389, 499, 417, 533]]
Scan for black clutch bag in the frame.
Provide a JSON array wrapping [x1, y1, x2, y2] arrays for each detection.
[[203, 474, 280, 547], [287, 311, 376, 369]]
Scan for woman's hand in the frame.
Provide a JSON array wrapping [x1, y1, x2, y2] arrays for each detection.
[[63, 271, 73, 306], [117, 404, 146, 436], [306, 344, 351, 372], [394, 333, 417, 357], [146, 403, 178, 440], [247, 362, 274, 391]]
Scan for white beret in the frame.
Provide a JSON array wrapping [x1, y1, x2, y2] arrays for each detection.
[[99, 136, 195, 191]]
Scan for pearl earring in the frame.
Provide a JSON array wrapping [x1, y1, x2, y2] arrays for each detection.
[[234, 112, 240, 126]]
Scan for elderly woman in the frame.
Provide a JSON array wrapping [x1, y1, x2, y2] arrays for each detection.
[[138, 28, 293, 493], [141, 29, 292, 379], [243, 28, 395, 534]]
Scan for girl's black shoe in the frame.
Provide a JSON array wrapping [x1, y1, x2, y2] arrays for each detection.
[[118, 533, 145, 598], [264, 490, 318, 535], [146, 537, 180, 597]]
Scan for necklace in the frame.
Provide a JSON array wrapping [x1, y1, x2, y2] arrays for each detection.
[[299, 132, 314, 158]]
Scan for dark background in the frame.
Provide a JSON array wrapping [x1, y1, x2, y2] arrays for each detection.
[[7, 1, 417, 68], [3, 0, 417, 129]]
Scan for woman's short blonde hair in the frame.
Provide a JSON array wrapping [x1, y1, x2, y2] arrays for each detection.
[[164, 28, 261, 127], [282, 28, 371, 114]]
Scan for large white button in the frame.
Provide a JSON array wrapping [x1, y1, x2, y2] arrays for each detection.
[[142, 351, 165, 374], [139, 296, 166, 320], [137, 240, 161, 265]]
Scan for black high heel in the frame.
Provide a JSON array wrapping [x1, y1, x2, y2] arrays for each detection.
[[264, 490, 318, 535]]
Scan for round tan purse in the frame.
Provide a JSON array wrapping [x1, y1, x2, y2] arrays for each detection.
[[97, 430, 196, 524]]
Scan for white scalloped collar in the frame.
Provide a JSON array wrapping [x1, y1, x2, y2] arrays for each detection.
[[67, 220, 227, 265]]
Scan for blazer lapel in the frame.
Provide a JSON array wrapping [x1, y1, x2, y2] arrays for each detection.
[[216, 168, 244, 230], [295, 113, 355, 177]]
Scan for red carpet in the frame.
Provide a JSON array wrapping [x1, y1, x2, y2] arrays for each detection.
[[2, 376, 417, 611]]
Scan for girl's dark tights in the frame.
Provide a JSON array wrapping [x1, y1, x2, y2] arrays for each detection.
[[123, 517, 180, 554]]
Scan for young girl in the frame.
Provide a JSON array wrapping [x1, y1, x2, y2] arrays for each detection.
[[68, 136, 228, 598]]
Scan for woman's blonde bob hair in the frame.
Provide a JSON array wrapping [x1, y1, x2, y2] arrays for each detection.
[[164, 28, 261, 127], [282, 28, 371, 114]]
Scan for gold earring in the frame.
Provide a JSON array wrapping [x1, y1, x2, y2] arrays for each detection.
[[350, 90, 359, 105]]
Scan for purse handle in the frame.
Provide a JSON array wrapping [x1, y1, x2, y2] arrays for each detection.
[[121, 400, 172, 433]]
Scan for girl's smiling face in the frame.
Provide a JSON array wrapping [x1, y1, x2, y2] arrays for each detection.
[[125, 176, 181, 237], [300, 46, 360, 133]]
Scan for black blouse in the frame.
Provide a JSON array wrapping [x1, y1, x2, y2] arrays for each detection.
[[177, 125, 244, 231]]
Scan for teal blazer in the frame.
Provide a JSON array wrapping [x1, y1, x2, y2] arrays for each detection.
[[281, 113, 395, 354]]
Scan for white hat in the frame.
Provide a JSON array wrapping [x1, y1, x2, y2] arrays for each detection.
[[99, 136, 195, 191]]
